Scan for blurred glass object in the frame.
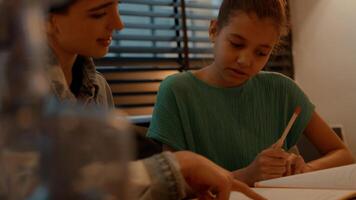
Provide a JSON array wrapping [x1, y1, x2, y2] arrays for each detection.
[[39, 110, 131, 200], [0, 0, 131, 200], [0, 0, 47, 199]]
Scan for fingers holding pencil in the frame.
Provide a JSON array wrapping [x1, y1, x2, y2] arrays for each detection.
[[242, 106, 303, 184]]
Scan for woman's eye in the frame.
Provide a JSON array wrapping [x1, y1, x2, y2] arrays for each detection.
[[90, 13, 107, 19], [230, 42, 244, 48]]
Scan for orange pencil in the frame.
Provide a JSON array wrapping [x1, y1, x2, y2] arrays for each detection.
[[274, 106, 301, 149]]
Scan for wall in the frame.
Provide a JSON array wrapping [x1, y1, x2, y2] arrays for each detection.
[[290, 0, 356, 155]]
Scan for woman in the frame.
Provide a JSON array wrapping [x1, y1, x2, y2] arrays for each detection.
[[46, 0, 119, 108]]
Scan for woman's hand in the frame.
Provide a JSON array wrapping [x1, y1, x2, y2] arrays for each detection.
[[175, 151, 266, 200]]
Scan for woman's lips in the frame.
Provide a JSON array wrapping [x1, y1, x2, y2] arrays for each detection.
[[97, 37, 112, 47]]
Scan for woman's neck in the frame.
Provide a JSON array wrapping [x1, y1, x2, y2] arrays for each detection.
[[48, 38, 77, 87]]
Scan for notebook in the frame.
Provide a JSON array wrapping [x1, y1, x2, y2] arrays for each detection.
[[231, 164, 356, 200]]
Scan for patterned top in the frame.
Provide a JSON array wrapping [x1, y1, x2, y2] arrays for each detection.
[[41, 50, 187, 200], [46, 51, 114, 109]]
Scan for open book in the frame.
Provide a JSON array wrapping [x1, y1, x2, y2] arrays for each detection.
[[231, 164, 356, 200]]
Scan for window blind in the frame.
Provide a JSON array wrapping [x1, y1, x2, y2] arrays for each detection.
[[95, 0, 294, 116]]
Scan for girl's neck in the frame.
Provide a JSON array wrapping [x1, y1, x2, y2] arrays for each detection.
[[194, 63, 246, 88], [48, 38, 77, 87], [194, 63, 228, 87]]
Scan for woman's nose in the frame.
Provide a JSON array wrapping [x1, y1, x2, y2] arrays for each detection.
[[108, 9, 124, 31]]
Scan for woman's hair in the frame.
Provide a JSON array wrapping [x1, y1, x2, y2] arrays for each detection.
[[49, 0, 78, 14], [216, 0, 289, 36]]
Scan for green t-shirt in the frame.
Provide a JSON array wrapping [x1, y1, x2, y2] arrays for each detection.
[[147, 71, 314, 171]]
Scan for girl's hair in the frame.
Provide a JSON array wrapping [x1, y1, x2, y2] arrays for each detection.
[[216, 0, 289, 36], [49, 0, 78, 14]]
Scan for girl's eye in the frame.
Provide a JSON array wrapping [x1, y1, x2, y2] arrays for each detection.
[[90, 13, 107, 19], [256, 50, 268, 57]]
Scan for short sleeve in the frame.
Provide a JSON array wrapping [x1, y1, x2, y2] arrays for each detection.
[[147, 76, 187, 150], [281, 76, 315, 149]]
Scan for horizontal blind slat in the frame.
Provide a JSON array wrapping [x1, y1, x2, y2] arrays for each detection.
[[109, 46, 183, 53], [114, 34, 210, 43], [121, 0, 219, 9], [97, 1, 294, 117], [103, 70, 177, 80], [123, 23, 208, 31], [122, 0, 174, 6], [114, 95, 156, 105], [121, 10, 179, 18]]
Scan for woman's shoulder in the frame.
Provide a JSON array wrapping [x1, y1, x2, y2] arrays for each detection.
[[95, 71, 109, 86]]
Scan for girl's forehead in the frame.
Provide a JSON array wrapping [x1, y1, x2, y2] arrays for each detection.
[[226, 12, 279, 34], [222, 12, 280, 45], [228, 11, 278, 28]]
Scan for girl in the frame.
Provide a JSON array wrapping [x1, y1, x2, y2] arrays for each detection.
[[44, 0, 263, 199], [147, 0, 354, 186]]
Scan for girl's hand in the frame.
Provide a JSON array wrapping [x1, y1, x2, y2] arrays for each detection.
[[239, 148, 290, 185], [284, 153, 313, 176]]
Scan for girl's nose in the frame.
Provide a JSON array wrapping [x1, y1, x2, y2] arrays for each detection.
[[236, 51, 252, 68]]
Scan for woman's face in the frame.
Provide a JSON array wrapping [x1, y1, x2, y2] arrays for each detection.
[[49, 0, 123, 58]]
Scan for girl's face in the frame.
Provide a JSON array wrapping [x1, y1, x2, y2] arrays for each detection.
[[209, 11, 280, 87], [49, 0, 123, 58]]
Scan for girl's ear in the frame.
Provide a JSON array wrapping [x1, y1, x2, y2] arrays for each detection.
[[209, 20, 218, 43]]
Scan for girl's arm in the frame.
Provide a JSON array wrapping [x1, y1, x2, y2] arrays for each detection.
[[302, 111, 354, 171]]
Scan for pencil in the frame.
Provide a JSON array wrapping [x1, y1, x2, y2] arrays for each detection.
[[274, 106, 302, 149]]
